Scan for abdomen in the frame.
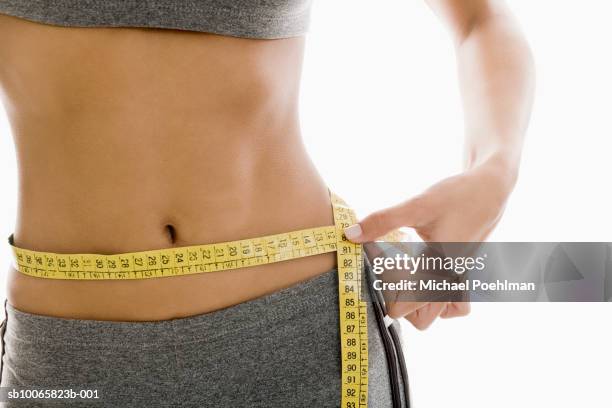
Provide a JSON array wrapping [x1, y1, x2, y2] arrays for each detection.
[[0, 13, 336, 320]]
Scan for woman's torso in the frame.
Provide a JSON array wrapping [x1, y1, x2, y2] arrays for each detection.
[[0, 14, 336, 321]]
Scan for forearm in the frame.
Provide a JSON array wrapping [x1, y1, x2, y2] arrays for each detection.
[[348, 2, 535, 246], [454, 7, 535, 184]]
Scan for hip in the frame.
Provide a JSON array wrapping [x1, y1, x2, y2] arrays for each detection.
[[0, 265, 395, 408]]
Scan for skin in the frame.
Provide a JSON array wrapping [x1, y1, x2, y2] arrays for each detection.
[[0, 19, 337, 321], [0, 0, 534, 327]]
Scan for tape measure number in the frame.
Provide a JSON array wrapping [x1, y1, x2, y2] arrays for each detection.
[[331, 193, 369, 408]]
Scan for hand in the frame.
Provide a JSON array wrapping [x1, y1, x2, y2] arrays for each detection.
[[345, 155, 518, 328], [387, 301, 472, 331], [344, 155, 517, 243]]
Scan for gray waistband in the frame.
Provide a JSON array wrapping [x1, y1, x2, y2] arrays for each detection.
[[5, 267, 340, 348]]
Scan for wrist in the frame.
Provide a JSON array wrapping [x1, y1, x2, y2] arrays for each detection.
[[466, 144, 520, 182], [471, 147, 521, 197]]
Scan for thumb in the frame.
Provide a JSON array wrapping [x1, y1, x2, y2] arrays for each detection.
[[344, 198, 423, 243]]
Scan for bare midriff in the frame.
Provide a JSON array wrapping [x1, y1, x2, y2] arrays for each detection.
[[0, 14, 336, 321]]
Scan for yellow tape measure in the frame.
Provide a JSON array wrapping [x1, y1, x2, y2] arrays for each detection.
[[8, 191, 369, 407], [330, 193, 369, 407]]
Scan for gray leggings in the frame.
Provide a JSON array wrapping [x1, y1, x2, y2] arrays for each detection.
[[0, 266, 399, 407]]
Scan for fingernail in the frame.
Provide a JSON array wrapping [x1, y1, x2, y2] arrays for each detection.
[[344, 224, 363, 240]]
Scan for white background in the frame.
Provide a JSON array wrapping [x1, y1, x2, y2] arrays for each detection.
[[1, 1, 611, 407]]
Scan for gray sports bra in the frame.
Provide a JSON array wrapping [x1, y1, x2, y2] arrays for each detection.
[[0, 0, 313, 39]]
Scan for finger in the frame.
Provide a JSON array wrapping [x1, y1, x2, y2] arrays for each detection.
[[440, 302, 471, 318], [404, 302, 448, 331], [440, 302, 449, 317], [387, 301, 429, 319], [344, 198, 425, 243]]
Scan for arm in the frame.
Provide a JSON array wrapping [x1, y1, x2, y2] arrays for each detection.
[[344, 0, 535, 326], [431, 0, 535, 181], [345, 0, 535, 243]]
